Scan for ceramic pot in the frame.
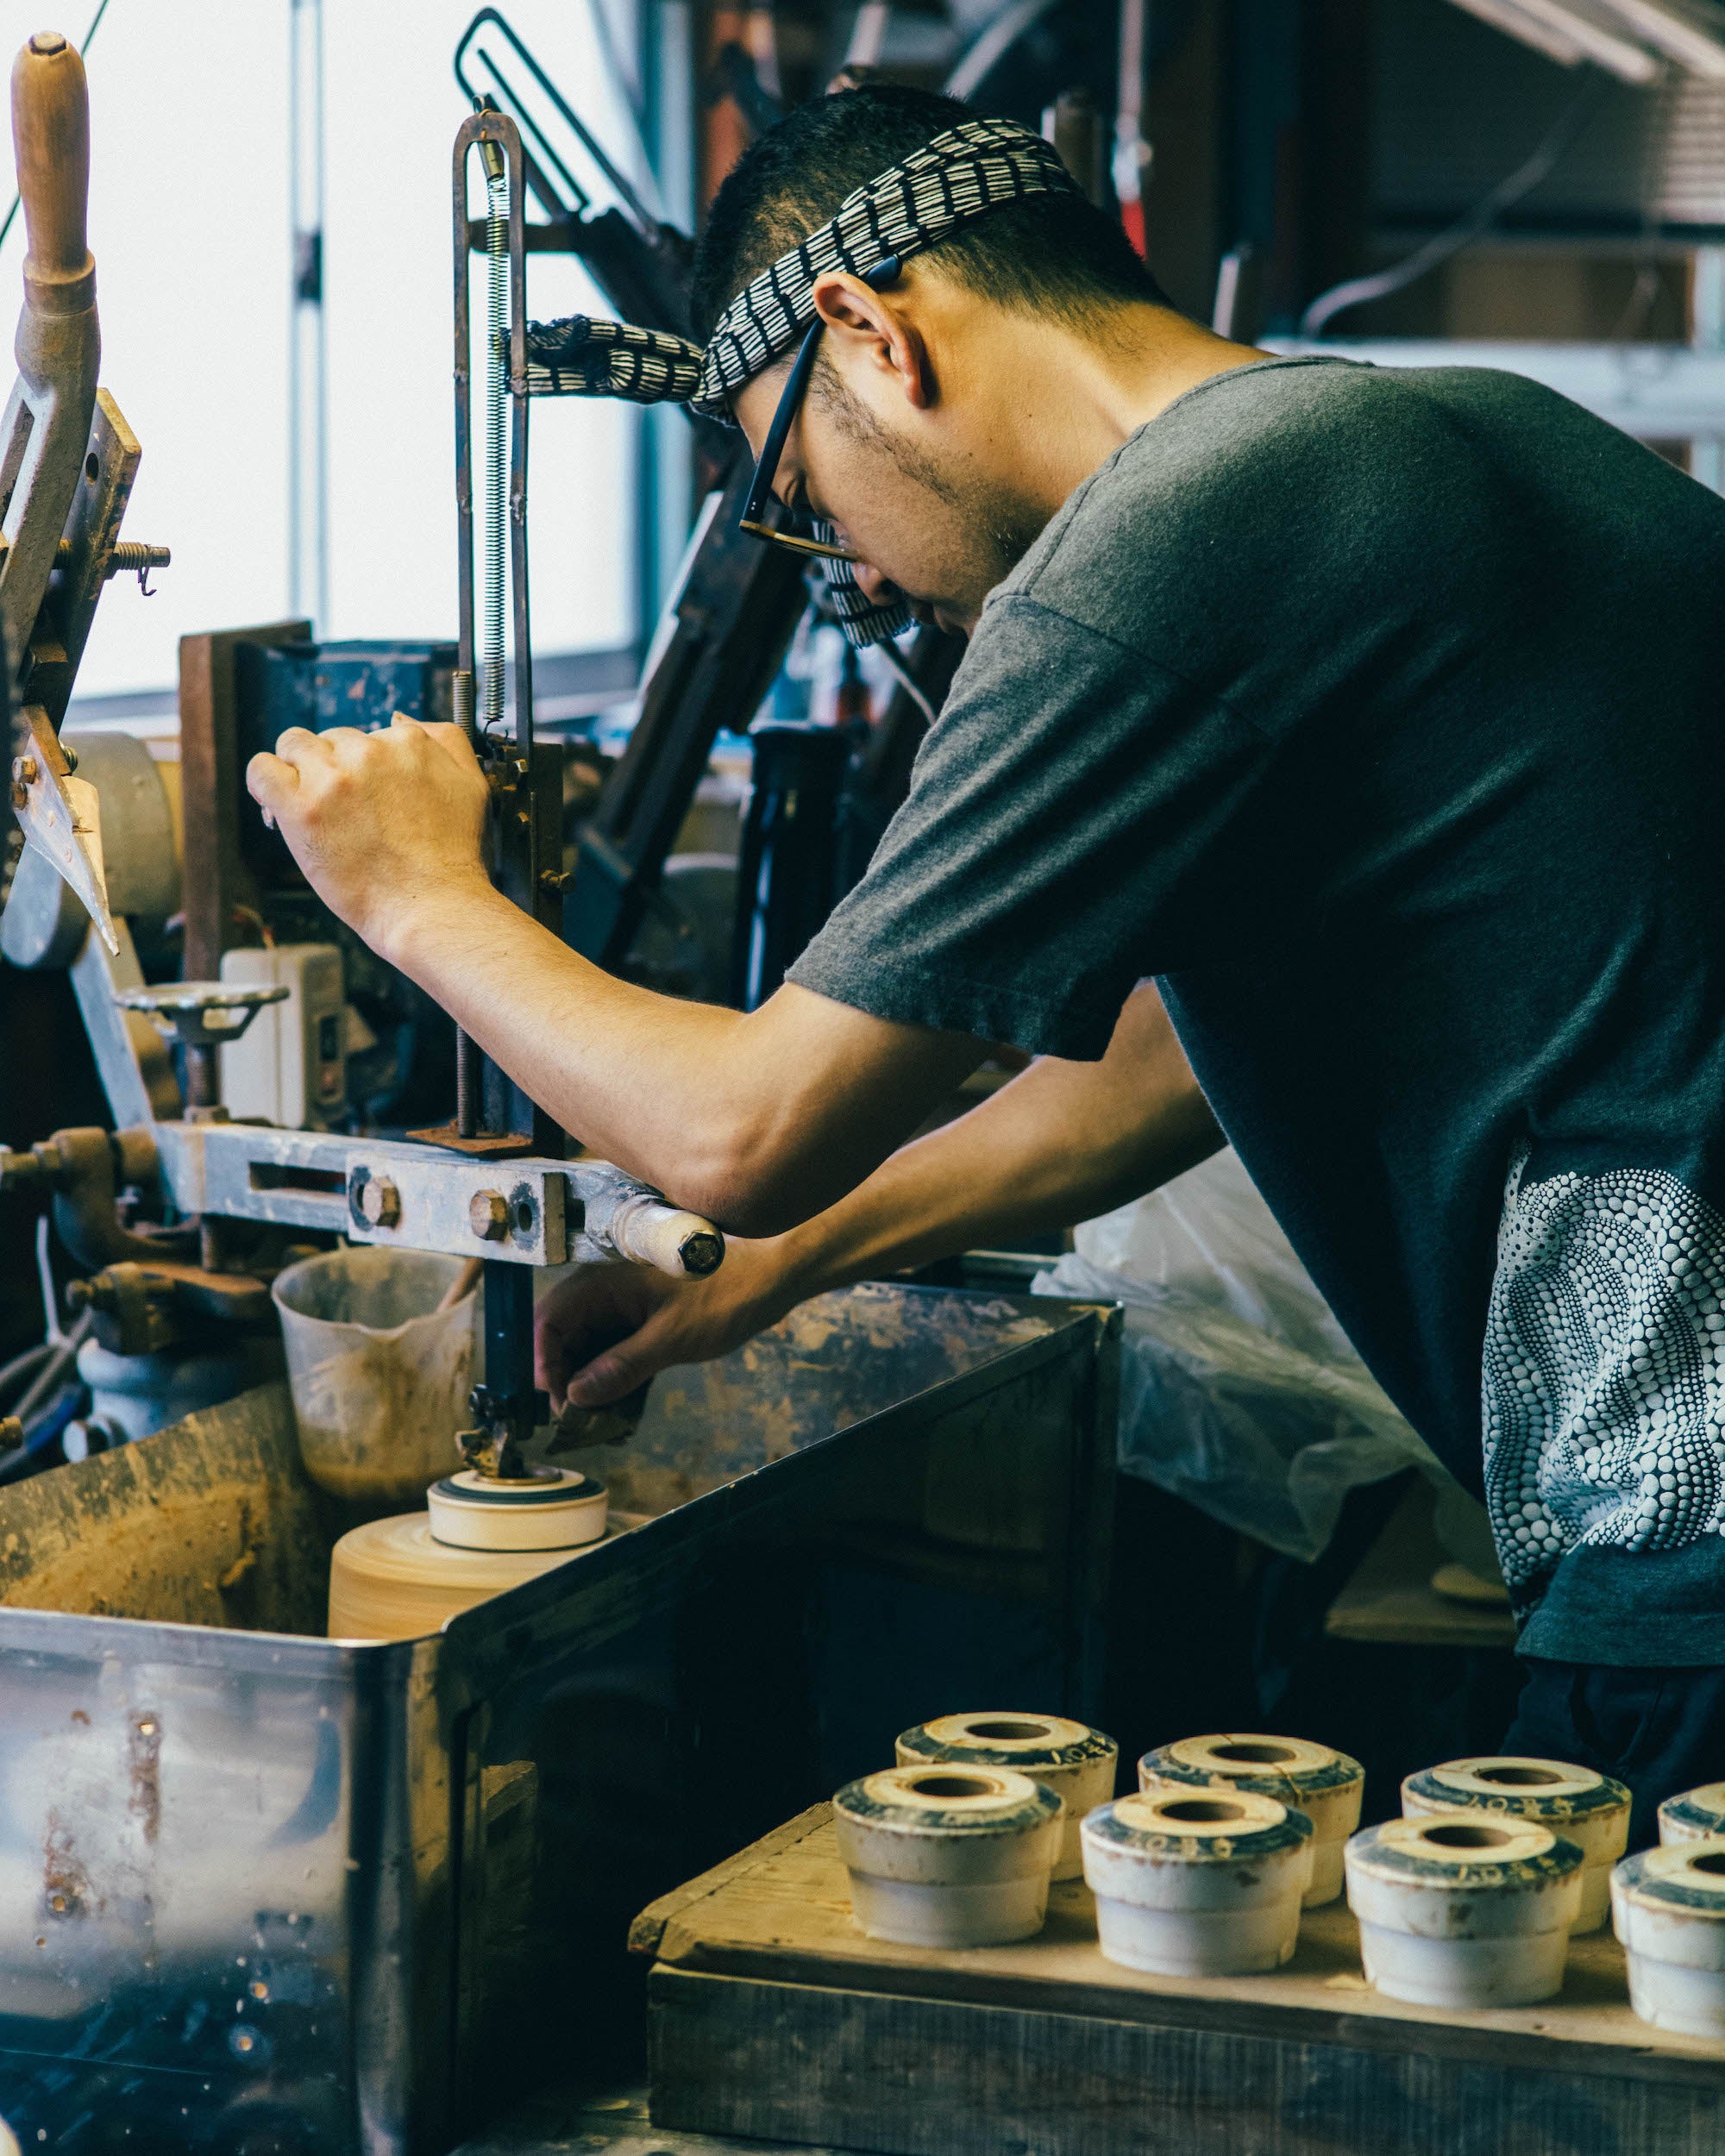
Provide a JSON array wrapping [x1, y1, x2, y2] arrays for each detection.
[[1345, 1813, 1584, 2008], [897, 1713, 1116, 1880], [1138, 1733, 1363, 1908], [1401, 1756, 1628, 1934], [833, 1764, 1063, 1947], [1081, 1786, 1313, 1976], [1613, 1837, 1725, 2036]]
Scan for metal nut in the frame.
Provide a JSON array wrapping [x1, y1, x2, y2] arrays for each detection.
[[355, 1175, 401, 1230], [11, 756, 37, 786], [468, 1189, 509, 1242]]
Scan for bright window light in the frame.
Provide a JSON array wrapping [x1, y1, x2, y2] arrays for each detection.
[[0, 1, 641, 699]]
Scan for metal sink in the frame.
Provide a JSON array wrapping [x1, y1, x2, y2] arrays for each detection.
[[0, 1282, 1117, 2154]]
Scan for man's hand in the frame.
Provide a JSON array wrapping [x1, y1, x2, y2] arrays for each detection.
[[245, 715, 493, 958], [536, 1245, 800, 1411]]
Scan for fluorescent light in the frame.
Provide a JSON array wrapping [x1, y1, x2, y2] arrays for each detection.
[[1595, 0, 1725, 78], [1443, 0, 1663, 78]]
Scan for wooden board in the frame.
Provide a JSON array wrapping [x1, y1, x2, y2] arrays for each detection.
[[1326, 1476, 1517, 1649], [634, 1806, 1725, 2156]]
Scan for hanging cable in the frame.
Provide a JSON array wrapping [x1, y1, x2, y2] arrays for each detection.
[[1298, 76, 1607, 339]]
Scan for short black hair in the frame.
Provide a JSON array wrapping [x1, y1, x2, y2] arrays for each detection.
[[690, 83, 1166, 343]]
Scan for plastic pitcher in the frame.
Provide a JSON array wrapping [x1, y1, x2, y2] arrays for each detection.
[[273, 1248, 480, 1508]]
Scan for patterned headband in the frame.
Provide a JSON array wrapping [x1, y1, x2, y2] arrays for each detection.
[[522, 116, 1081, 643], [524, 116, 1082, 419]]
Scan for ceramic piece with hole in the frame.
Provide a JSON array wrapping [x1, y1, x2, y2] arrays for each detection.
[[1137, 1733, 1363, 1908], [1613, 1835, 1725, 2035], [1401, 1756, 1629, 1934], [426, 1467, 607, 1551], [1081, 1786, 1314, 1976], [896, 1714, 1117, 1881], [1659, 1783, 1725, 1847], [1345, 1813, 1584, 2008], [833, 1765, 1063, 1947]]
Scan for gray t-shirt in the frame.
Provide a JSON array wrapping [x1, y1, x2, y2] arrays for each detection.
[[790, 354, 1725, 1665]]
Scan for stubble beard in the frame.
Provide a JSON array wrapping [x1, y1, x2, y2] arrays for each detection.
[[813, 364, 1049, 620]]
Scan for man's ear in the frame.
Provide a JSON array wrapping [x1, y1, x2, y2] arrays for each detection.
[[809, 271, 932, 411]]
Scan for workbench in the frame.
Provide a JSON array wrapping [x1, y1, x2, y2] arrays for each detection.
[[606, 1802, 1725, 2156], [457, 2084, 842, 2155]]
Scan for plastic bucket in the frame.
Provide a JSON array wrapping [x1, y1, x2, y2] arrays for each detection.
[[273, 1248, 480, 1508]]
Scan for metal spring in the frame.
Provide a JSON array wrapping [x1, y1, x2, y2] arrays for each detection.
[[480, 153, 508, 736]]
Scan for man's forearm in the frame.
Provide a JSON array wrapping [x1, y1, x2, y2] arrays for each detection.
[[387, 883, 980, 1234], [768, 982, 1223, 1305]]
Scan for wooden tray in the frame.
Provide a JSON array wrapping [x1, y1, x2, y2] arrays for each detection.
[[630, 1803, 1725, 2156]]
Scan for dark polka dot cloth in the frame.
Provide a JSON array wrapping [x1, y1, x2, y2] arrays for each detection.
[[1484, 1156, 1725, 1595]]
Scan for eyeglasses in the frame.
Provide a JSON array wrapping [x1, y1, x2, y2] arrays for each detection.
[[737, 253, 900, 564]]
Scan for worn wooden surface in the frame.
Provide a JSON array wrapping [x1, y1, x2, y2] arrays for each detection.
[[1326, 1477, 1516, 1650], [455, 2084, 846, 2155], [637, 1806, 1725, 2156]]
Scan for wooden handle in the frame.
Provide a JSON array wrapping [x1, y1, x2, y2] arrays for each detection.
[[12, 31, 91, 290]]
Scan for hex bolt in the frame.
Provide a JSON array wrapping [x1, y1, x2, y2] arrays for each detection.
[[469, 1189, 509, 1241], [11, 756, 37, 786], [355, 1175, 401, 1230]]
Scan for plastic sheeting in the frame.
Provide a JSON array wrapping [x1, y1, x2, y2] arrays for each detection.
[[1033, 1147, 1468, 1564]]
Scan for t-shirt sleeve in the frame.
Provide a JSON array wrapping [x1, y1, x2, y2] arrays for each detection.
[[787, 593, 1282, 1059]]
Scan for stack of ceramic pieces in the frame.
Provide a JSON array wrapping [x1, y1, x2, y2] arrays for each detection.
[[327, 1513, 609, 1639], [1612, 1835, 1725, 2035], [1659, 1783, 1725, 1846], [1138, 1733, 1364, 1908], [1081, 1786, 1314, 1975], [426, 1466, 607, 1551], [1345, 1814, 1584, 2007], [1401, 1756, 1629, 1934], [896, 1713, 1116, 1881], [833, 1765, 1063, 1946]]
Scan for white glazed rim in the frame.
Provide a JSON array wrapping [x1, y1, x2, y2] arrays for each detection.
[[1622, 1836, 1725, 1908], [1363, 1812, 1560, 1871], [1416, 1756, 1615, 1805], [852, 1764, 1051, 1821], [914, 1711, 1101, 1758], [1109, 1787, 1290, 1839], [1153, 1733, 1359, 1790]]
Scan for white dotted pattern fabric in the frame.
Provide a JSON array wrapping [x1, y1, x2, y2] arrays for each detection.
[[1484, 1158, 1725, 1593]]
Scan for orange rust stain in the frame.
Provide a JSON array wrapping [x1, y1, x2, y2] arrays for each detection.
[[42, 1812, 94, 1920], [128, 1713, 162, 1844]]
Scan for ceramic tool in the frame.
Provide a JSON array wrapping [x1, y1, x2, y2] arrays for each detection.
[[896, 1713, 1116, 1880], [1658, 1782, 1725, 1846], [1082, 1786, 1314, 1976], [833, 1764, 1063, 1947], [1613, 1834, 1725, 2036], [1401, 1756, 1628, 1934], [1138, 1732, 1363, 1908], [1345, 1813, 1584, 2008]]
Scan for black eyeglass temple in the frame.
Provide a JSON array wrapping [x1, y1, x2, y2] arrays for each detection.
[[739, 253, 902, 538]]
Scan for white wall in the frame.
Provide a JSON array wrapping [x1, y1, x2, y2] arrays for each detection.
[[0, 0, 639, 698]]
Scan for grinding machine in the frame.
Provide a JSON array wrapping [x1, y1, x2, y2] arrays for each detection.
[[0, 30, 1120, 2150]]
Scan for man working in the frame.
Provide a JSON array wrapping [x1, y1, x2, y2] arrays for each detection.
[[249, 85, 1725, 1826]]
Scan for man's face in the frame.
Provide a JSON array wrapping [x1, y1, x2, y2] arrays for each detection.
[[731, 342, 1045, 637]]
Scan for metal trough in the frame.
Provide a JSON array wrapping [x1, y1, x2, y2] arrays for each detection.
[[0, 1282, 1118, 2153]]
